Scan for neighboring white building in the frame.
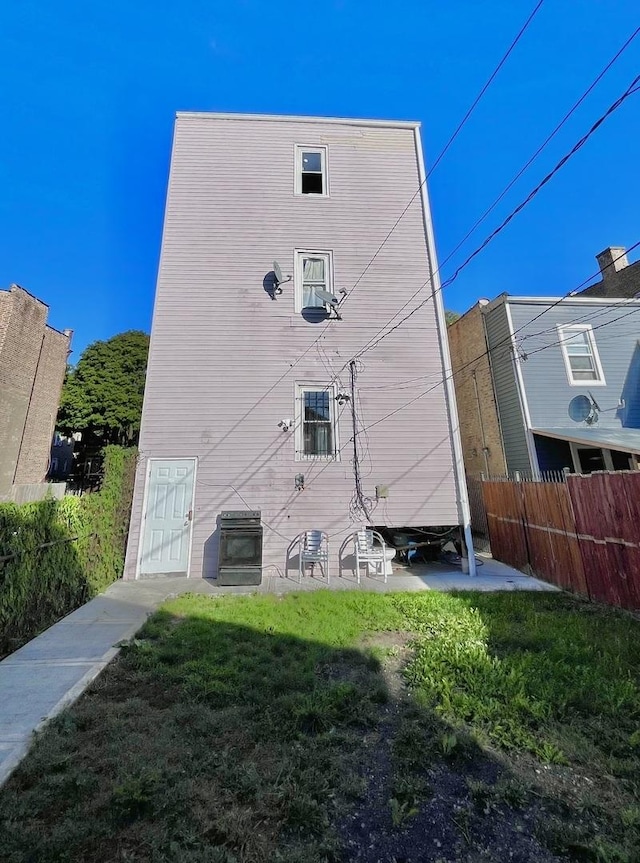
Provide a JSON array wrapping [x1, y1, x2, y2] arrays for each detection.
[[124, 112, 471, 582]]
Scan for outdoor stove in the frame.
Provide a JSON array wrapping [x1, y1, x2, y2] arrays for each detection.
[[217, 510, 263, 585]]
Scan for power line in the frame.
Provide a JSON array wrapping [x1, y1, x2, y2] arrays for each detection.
[[314, 242, 639, 407], [355, 296, 640, 438], [273, 2, 545, 388], [208, 10, 626, 434], [516, 242, 640, 341], [356, 308, 640, 438], [196, 42, 637, 473], [439, 76, 640, 291], [525, 302, 640, 359], [344, 0, 545, 301], [329, 36, 640, 367], [351, 76, 640, 361], [437, 25, 640, 273], [432, 2, 546, 176]]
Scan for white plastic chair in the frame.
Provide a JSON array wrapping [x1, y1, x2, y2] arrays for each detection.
[[354, 529, 388, 584], [298, 530, 329, 583]]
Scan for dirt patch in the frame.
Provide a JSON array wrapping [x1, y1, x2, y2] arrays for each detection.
[[336, 631, 560, 863], [359, 631, 415, 651]]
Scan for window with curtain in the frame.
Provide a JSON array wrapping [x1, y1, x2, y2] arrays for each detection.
[[295, 250, 333, 312], [302, 257, 326, 308]]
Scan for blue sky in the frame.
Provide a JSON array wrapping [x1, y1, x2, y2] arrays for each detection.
[[1, 1, 639, 358]]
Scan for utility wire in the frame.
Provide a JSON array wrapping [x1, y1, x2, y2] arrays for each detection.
[[314, 243, 639, 405], [291, 265, 640, 512], [346, 0, 545, 299], [348, 359, 377, 522], [352, 76, 640, 361], [199, 33, 636, 463], [439, 76, 640, 291], [331, 34, 640, 366], [437, 25, 640, 273], [271, 1, 545, 376], [524, 302, 640, 359], [354, 294, 640, 438], [515, 241, 640, 341]]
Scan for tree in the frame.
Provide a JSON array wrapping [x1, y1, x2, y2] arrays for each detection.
[[57, 331, 150, 446], [445, 310, 461, 325]]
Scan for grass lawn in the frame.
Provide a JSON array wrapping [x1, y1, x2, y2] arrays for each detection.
[[1, 590, 639, 862]]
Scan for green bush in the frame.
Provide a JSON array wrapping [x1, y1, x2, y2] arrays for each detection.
[[0, 446, 137, 657]]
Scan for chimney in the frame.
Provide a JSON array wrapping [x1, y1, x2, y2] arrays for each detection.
[[596, 246, 629, 281]]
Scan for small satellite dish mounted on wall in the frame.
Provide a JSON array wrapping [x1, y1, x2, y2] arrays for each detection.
[[312, 287, 348, 320], [272, 261, 291, 296], [568, 394, 598, 425]]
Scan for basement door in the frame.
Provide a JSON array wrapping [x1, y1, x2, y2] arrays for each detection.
[[140, 458, 196, 575]]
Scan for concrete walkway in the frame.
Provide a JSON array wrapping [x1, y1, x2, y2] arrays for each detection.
[[0, 557, 555, 787]]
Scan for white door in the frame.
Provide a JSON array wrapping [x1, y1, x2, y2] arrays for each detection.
[[140, 458, 196, 575]]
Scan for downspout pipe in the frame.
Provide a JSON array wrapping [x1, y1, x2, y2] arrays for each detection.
[[472, 370, 490, 477], [413, 126, 476, 576]]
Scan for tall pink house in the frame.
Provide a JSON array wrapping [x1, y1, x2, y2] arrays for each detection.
[[124, 112, 472, 582]]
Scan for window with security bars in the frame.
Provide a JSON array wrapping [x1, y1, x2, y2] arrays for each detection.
[[295, 384, 338, 459], [558, 325, 605, 385]]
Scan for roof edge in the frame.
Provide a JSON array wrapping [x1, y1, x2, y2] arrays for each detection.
[[505, 295, 640, 306], [175, 111, 421, 130], [474, 294, 640, 315], [4, 283, 49, 308]]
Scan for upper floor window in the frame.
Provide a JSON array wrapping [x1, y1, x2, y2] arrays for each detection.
[[295, 383, 339, 459], [295, 250, 333, 312], [558, 324, 605, 385], [295, 146, 328, 196]]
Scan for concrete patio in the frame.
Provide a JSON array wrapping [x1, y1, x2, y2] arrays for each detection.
[[0, 556, 556, 787]]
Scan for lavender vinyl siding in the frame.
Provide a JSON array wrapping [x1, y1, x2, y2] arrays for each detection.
[[125, 114, 460, 579]]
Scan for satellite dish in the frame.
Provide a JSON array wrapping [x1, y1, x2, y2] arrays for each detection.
[[568, 394, 594, 423], [314, 288, 340, 307], [588, 391, 601, 412], [272, 261, 291, 288]]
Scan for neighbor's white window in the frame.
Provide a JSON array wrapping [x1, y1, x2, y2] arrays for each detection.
[[295, 383, 339, 460], [295, 146, 328, 196], [295, 250, 333, 312], [558, 324, 605, 385]]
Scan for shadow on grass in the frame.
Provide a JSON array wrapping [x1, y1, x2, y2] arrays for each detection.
[[1, 590, 639, 862]]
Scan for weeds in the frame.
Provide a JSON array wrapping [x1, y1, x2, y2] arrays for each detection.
[[439, 732, 458, 758]]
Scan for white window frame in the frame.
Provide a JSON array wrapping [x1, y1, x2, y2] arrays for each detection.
[[295, 382, 340, 461], [294, 145, 329, 197], [294, 249, 334, 313], [557, 324, 606, 386]]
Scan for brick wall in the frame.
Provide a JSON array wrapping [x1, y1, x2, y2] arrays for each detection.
[[448, 304, 507, 477], [0, 285, 70, 497], [14, 327, 70, 484]]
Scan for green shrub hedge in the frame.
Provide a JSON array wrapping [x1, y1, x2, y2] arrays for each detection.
[[0, 446, 137, 658]]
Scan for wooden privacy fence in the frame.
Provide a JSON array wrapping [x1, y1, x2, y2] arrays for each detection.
[[482, 472, 640, 611]]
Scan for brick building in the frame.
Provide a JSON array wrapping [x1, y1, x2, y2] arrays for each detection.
[[447, 301, 508, 477], [0, 284, 72, 500], [580, 246, 640, 298]]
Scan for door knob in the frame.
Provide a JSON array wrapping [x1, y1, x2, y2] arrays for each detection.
[[186, 509, 193, 521]]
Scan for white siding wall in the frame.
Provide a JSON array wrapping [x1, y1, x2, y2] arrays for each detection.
[[125, 114, 460, 579]]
